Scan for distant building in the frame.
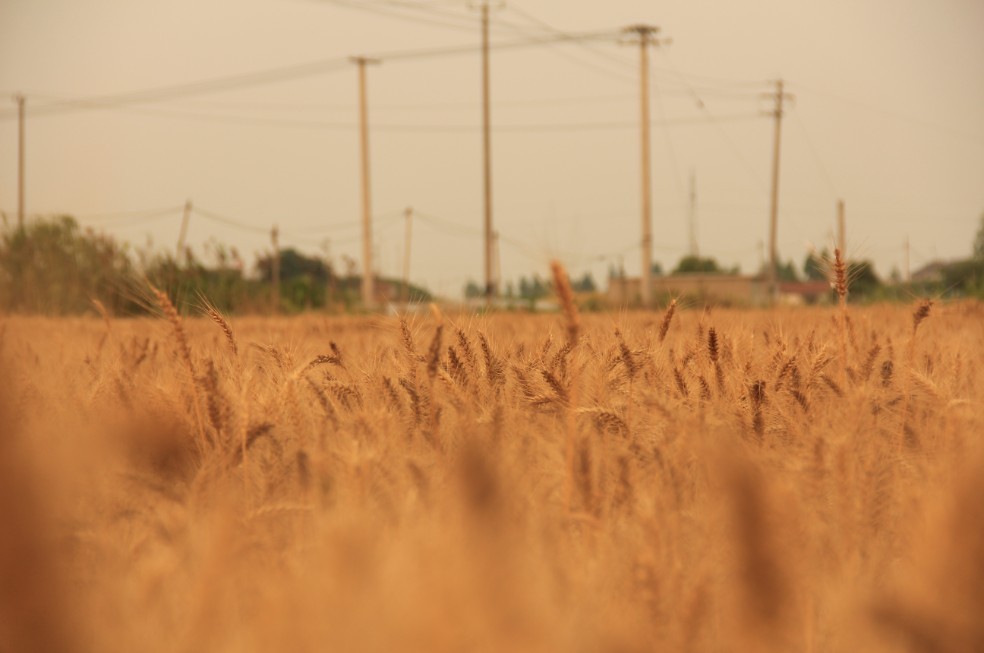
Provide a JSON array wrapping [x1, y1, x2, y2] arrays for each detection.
[[777, 280, 833, 304], [608, 274, 831, 307], [910, 261, 948, 284]]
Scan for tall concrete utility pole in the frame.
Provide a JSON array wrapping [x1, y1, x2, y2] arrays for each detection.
[[688, 169, 698, 258], [477, 2, 496, 303], [15, 95, 25, 230], [271, 225, 281, 314], [176, 199, 193, 258], [623, 25, 665, 308], [352, 56, 380, 310], [402, 206, 413, 303], [765, 79, 792, 304]]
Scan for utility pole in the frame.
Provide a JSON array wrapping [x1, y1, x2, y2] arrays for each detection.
[[764, 79, 792, 304], [474, 1, 499, 304], [352, 56, 380, 310], [271, 225, 281, 314], [688, 169, 698, 258], [15, 95, 25, 230], [836, 199, 846, 258], [176, 199, 192, 258], [402, 206, 413, 303], [623, 25, 666, 308]]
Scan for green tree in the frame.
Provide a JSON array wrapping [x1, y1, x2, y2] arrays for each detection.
[[672, 255, 723, 275], [777, 259, 800, 282], [846, 260, 881, 298], [464, 280, 483, 299], [0, 215, 135, 314], [803, 248, 830, 281], [256, 248, 331, 284], [518, 276, 548, 300], [572, 272, 597, 293]]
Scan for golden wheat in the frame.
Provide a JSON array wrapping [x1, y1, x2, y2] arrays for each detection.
[[0, 300, 981, 653]]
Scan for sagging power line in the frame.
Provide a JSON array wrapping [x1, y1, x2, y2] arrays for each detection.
[[0, 31, 623, 122]]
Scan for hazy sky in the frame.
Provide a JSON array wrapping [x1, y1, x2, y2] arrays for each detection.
[[2, 0, 983, 297]]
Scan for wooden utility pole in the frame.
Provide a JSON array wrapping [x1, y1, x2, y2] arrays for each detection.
[[402, 206, 413, 303], [623, 25, 665, 308], [688, 169, 698, 258], [352, 56, 380, 310], [836, 199, 846, 257], [478, 2, 496, 303], [176, 199, 192, 258], [765, 79, 792, 304], [15, 95, 25, 230], [271, 225, 281, 314]]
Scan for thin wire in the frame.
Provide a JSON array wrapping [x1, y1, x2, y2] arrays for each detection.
[[333, 0, 550, 35], [0, 30, 622, 121], [92, 210, 182, 228], [315, 0, 479, 32], [790, 107, 839, 199], [76, 88, 753, 114], [1, 62, 351, 119], [20, 98, 759, 132], [502, 4, 636, 83], [12, 207, 181, 228], [292, 210, 404, 234], [788, 81, 984, 147], [650, 75, 688, 229], [33, 205, 184, 222], [657, 50, 768, 190], [194, 207, 275, 235]]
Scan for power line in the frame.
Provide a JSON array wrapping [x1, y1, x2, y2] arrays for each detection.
[[30, 97, 758, 132], [502, 4, 637, 83], [1, 62, 351, 120], [0, 30, 622, 121], [789, 107, 839, 199], [656, 50, 768, 190], [52, 88, 758, 114], [788, 81, 984, 147], [650, 77, 688, 227], [315, 0, 479, 33], [193, 207, 275, 235], [10, 206, 183, 228]]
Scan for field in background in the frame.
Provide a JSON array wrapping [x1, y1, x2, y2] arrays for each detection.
[[1, 302, 982, 653]]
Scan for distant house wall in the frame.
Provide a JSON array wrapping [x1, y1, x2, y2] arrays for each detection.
[[608, 275, 831, 306], [608, 274, 766, 306]]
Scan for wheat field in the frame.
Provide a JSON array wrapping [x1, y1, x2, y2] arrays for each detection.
[[1, 295, 982, 653]]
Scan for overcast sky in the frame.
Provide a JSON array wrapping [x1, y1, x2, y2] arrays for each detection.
[[1, 0, 982, 297]]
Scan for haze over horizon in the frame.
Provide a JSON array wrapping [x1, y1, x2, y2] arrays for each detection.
[[2, 0, 982, 298]]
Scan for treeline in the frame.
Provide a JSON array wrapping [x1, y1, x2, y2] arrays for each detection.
[[0, 215, 430, 315]]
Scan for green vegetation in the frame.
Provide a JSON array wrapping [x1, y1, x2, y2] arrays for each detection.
[[0, 215, 430, 315]]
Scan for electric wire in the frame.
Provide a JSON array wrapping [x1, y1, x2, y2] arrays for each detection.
[[789, 106, 839, 199], [193, 207, 276, 235], [501, 4, 637, 83], [788, 81, 984, 147], [0, 30, 623, 121], [657, 50, 768, 190], [650, 76, 689, 231], [12, 97, 760, 132]]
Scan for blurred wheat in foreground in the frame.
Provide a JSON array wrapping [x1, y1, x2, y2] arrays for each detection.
[[1, 299, 983, 653]]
